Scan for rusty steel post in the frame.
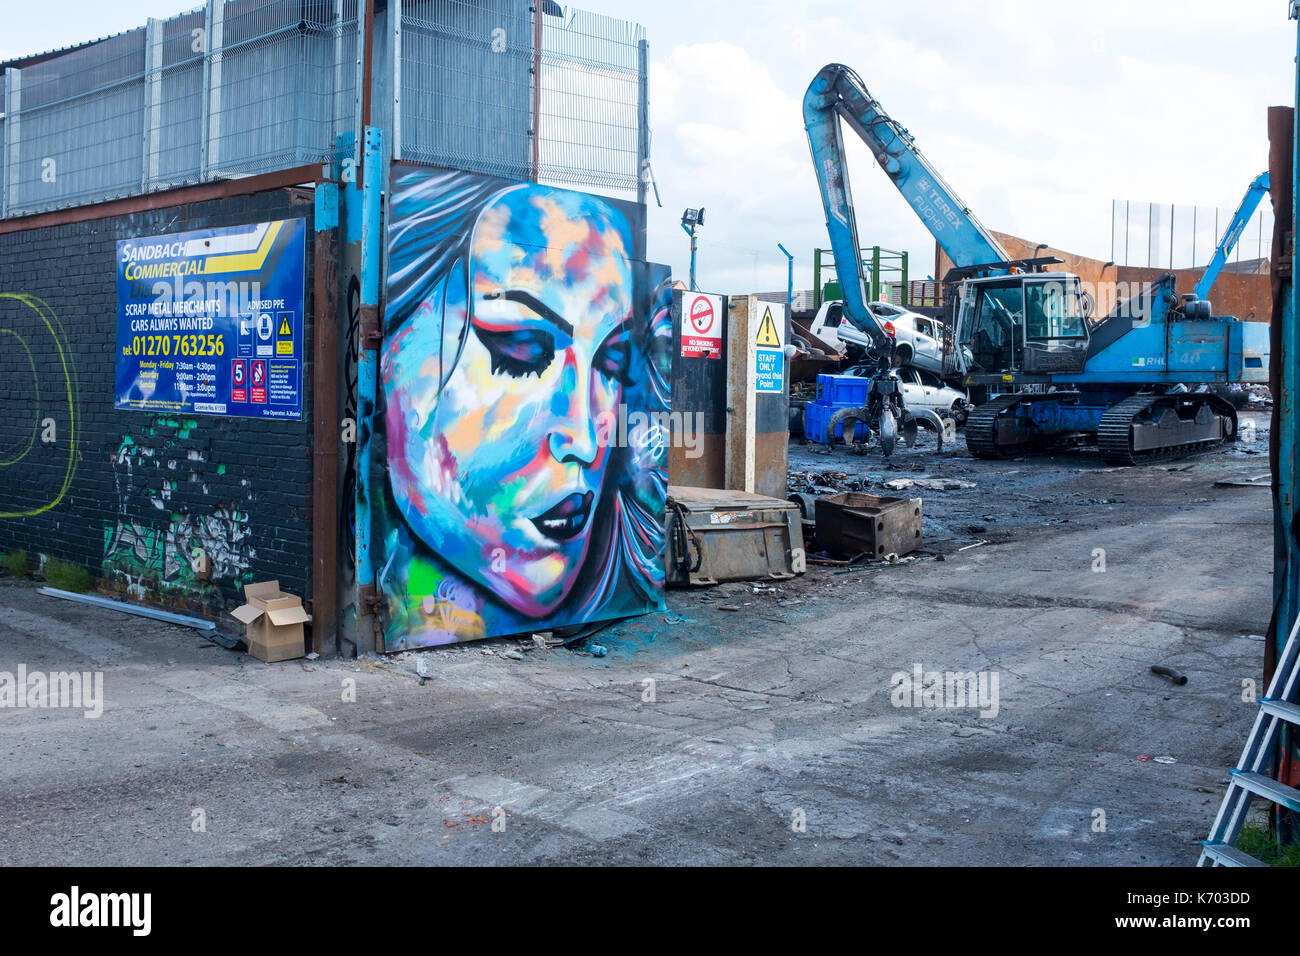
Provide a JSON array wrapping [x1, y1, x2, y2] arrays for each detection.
[[311, 183, 341, 656], [361, 0, 375, 133]]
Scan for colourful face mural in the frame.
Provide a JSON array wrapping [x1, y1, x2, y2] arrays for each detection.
[[378, 168, 669, 648]]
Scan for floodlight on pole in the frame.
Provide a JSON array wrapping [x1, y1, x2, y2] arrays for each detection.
[[680, 207, 705, 291]]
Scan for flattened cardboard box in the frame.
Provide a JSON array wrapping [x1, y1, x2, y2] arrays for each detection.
[[231, 580, 309, 663]]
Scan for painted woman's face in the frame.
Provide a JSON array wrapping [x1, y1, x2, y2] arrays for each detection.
[[382, 184, 635, 617]]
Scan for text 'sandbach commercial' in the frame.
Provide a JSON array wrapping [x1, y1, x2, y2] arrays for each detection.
[[114, 219, 306, 420]]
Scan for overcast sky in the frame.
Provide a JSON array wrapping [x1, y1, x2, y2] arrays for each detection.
[[5, 0, 1295, 295]]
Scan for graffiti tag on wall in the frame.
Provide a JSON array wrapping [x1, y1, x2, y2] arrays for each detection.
[[0, 293, 79, 518], [101, 426, 254, 604]]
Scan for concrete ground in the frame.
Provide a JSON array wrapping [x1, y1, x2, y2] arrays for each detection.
[[0, 412, 1275, 865]]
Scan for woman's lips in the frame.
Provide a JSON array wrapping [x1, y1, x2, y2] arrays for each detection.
[[531, 491, 594, 541]]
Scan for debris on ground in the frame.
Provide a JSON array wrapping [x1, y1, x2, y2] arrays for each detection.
[[885, 477, 976, 491], [1214, 473, 1270, 487], [1150, 664, 1188, 685], [832, 556, 921, 575]]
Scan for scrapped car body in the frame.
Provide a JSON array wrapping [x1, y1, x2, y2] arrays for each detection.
[[808, 300, 950, 376], [845, 364, 972, 425]]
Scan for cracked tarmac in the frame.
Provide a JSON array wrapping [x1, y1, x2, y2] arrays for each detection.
[[0, 412, 1276, 865]]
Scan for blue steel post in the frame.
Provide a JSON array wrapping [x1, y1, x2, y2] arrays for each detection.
[[777, 243, 793, 316], [1281, 13, 1300, 666], [355, 125, 384, 642], [1293, 0, 1300, 676], [1260, 7, 1300, 847], [1276, 8, 1300, 843], [682, 221, 698, 291]]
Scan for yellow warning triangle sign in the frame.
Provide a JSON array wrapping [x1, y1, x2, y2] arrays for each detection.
[[755, 307, 781, 348], [278, 317, 291, 336]]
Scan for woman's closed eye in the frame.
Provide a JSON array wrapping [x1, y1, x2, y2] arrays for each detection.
[[595, 334, 633, 387], [473, 324, 556, 379]]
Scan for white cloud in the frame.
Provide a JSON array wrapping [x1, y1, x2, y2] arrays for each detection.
[[6, 0, 1291, 294], [627, 0, 1292, 293], [647, 41, 819, 291]]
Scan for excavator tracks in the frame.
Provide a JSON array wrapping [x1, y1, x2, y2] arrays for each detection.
[[965, 392, 1089, 459], [1097, 393, 1238, 466], [964, 394, 1028, 459]]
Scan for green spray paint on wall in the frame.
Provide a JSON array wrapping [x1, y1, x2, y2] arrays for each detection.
[[101, 427, 257, 607]]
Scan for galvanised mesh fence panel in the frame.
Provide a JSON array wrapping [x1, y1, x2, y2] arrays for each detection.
[[152, 7, 206, 189], [0, 0, 646, 217], [205, 0, 339, 178], [536, 4, 644, 196], [1, 1, 361, 216], [6, 27, 147, 214], [331, 0, 360, 148], [396, 0, 534, 182]]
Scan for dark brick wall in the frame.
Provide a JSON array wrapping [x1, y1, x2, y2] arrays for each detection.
[[0, 187, 316, 617]]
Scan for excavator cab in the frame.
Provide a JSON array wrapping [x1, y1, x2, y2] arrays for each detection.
[[955, 274, 1090, 378]]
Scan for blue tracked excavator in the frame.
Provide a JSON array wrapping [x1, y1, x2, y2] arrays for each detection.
[[803, 63, 1270, 464]]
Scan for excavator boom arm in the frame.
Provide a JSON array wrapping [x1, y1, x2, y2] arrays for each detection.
[[803, 63, 1010, 345], [1193, 171, 1270, 301]]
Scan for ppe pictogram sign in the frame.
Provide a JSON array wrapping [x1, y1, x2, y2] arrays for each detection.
[[250, 359, 267, 403], [755, 306, 782, 348], [276, 311, 295, 356], [681, 292, 723, 359]]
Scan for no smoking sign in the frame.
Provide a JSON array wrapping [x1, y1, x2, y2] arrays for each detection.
[[681, 292, 723, 360]]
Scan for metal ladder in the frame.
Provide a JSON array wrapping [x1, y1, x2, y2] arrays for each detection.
[[1199, 615, 1300, 865]]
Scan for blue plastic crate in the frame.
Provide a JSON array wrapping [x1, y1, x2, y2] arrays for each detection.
[[804, 402, 869, 444], [816, 373, 870, 407]]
